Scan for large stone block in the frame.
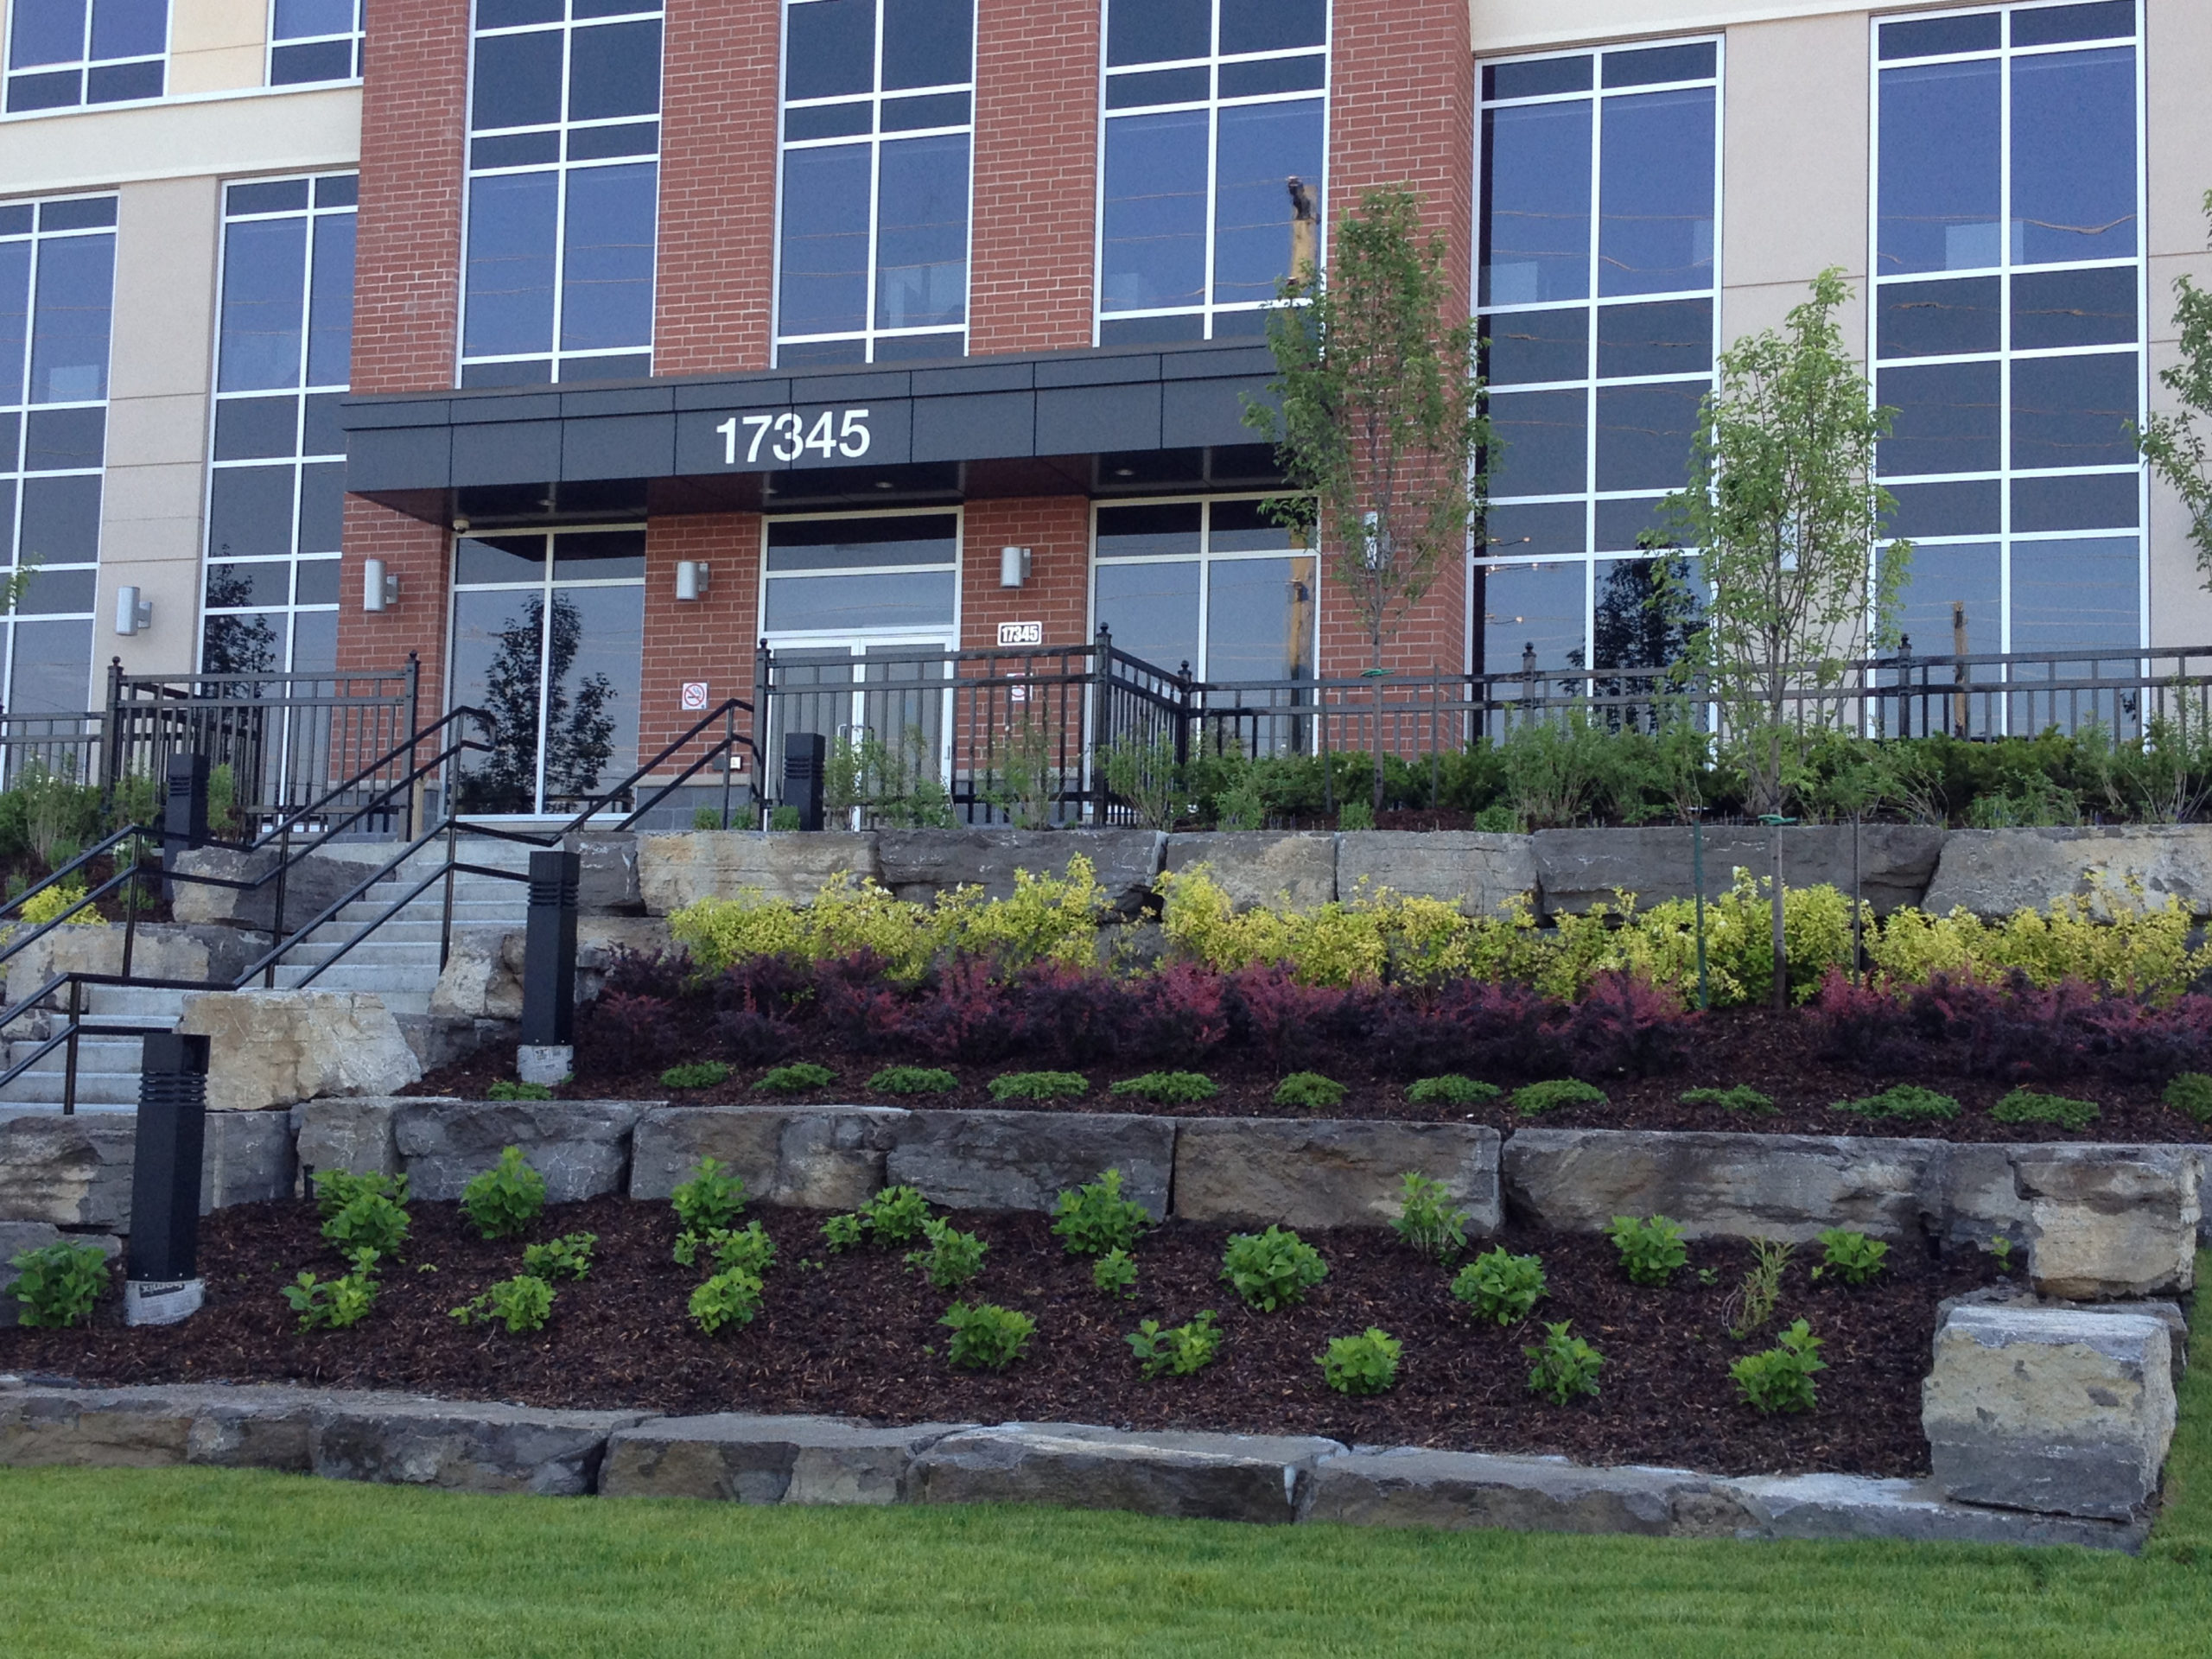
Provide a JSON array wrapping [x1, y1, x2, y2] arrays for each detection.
[[638, 830, 881, 913], [887, 1109, 1173, 1217], [628, 1105, 907, 1211], [429, 927, 522, 1021], [169, 843, 395, 932], [177, 990, 422, 1111], [876, 829, 1165, 914], [393, 1099, 646, 1202], [1534, 824, 1944, 917], [2, 923, 257, 1009], [567, 831, 642, 914], [1338, 831, 1536, 918], [202, 1110, 296, 1210], [0, 1384, 334, 1471], [1173, 1120, 1501, 1232], [0, 1112, 135, 1226], [2012, 1146, 2202, 1300], [293, 1096, 406, 1180], [601, 1414, 967, 1503], [1306, 1449, 1745, 1536], [1162, 833, 1337, 911], [1721, 1471, 2145, 1550], [1923, 1305, 2177, 1520], [908, 1423, 1342, 1522], [1924, 826, 2212, 920], [307, 1397, 651, 1496]]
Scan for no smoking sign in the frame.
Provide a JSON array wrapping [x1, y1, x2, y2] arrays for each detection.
[[681, 682, 709, 711]]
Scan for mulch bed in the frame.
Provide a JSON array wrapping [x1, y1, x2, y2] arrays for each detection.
[[411, 1006, 2212, 1144], [0, 1195, 1996, 1478]]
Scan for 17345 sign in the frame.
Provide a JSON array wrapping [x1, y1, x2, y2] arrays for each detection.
[[714, 408, 873, 465]]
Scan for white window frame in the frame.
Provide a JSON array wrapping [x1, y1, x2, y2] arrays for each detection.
[[2, 0, 168, 118]]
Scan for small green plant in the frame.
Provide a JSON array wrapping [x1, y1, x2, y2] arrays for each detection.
[[690, 1268, 765, 1334], [9, 1240, 110, 1328], [1407, 1074, 1500, 1107], [313, 1170, 407, 1218], [1219, 1225, 1328, 1312], [906, 1217, 988, 1290], [1991, 1089, 2101, 1131], [1812, 1228, 1890, 1286], [321, 1192, 410, 1262], [283, 1254, 379, 1332], [988, 1071, 1089, 1103], [1605, 1215, 1688, 1287], [461, 1146, 547, 1240], [1987, 1235, 2016, 1274], [660, 1060, 733, 1090], [1830, 1084, 1961, 1122], [756, 1062, 835, 1094], [868, 1065, 958, 1096], [674, 1220, 778, 1277], [450, 1273, 555, 1334], [1274, 1071, 1347, 1109], [1391, 1172, 1468, 1262], [671, 1157, 748, 1234], [1092, 1248, 1138, 1298], [1725, 1240, 1794, 1340], [822, 1212, 867, 1252], [1051, 1168, 1150, 1258], [940, 1300, 1036, 1370], [1681, 1085, 1776, 1115], [1730, 1318, 1826, 1414], [768, 804, 804, 831], [486, 1079, 554, 1102], [1336, 798, 1376, 831], [1525, 1320, 1605, 1404], [1510, 1078, 1607, 1117], [858, 1185, 933, 1246], [1109, 1071, 1219, 1105], [1319, 1327, 1402, 1395], [2164, 1071, 2212, 1124], [693, 804, 727, 831], [1126, 1310, 1221, 1378], [1450, 1248, 1546, 1325], [520, 1232, 597, 1281]]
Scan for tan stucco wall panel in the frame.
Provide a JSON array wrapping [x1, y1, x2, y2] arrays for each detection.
[[0, 86, 360, 197]]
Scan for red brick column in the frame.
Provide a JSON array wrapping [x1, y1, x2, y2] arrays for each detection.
[[339, 499, 451, 715], [958, 497, 1090, 652], [639, 513, 763, 784], [968, 0, 1100, 355]]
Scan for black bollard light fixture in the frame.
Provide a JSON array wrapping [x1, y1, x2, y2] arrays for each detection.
[[125, 1032, 210, 1326], [518, 849, 580, 1086], [783, 731, 827, 831]]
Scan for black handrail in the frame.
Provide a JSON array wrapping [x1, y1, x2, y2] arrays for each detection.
[[247, 704, 498, 849]]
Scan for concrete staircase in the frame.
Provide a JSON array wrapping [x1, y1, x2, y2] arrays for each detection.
[[0, 836, 537, 1114]]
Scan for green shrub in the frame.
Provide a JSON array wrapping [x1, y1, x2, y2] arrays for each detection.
[[755, 1063, 836, 1094], [1524, 1320, 1605, 1404], [858, 1185, 933, 1246], [1451, 1249, 1546, 1325], [1391, 1172, 1468, 1262], [671, 1157, 748, 1234], [1092, 1249, 1138, 1298], [988, 1071, 1088, 1103], [486, 1079, 554, 1102], [450, 1274, 554, 1334], [461, 1146, 548, 1240], [1681, 1085, 1776, 1115], [1319, 1327, 1402, 1395], [1731, 1319, 1826, 1414], [1219, 1226, 1328, 1312], [675, 1221, 778, 1278], [767, 804, 804, 832], [322, 1192, 410, 1262], [1605, 1215, 1688, 1287], [690, 1268, 764, 1334], [2165, 1072, 2212, 1124], [9, 1240, 110, 1328], [1991, 1088, 2100, 1131], [1511, 1078, 1607, 1117], [313, 1170, 407, 1218], [1407, 1074, 1500, 1107], [1811, 1228, 1890, 1286], [822, 1212, 867, 1252], [283, 1257, 378, 1332], [906, 1217, 988, 1291], [1274, 1071, 1347, 1109], [1051, 1168, 1150, 1258], [940, 1300, 1035, 1370], [660, 1060, 732, 1090], [1126, 1310, 1221, 1379], [869, 1065, 957, 1096], [521, 1233, 597, 1281], [1830, 1084, 1961, 1122], [1109, 1071, 1219, 1105], [1726, 1239, 1794, 1340]]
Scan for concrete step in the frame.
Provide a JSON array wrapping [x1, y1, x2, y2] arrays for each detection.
[[277, 940, 445, 968]]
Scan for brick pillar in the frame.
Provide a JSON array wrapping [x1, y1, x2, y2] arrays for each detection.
[[338, 499, 449, 714], [958, 497, 1090, 652], [639, 514, 763, 784]]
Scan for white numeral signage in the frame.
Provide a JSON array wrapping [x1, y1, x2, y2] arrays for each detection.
[[714, 408, 872, 466], [997, 621, 1044, 647]]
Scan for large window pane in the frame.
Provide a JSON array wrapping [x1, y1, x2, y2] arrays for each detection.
[[1482, 307, 1586, 387], [452, 588, 545, 814], [2011, 351, 2138, 471], [785, 0, 874, 99], [779, 145, 872, 336], [473, 31, 563, 130], [9, 619, 90, 717], [1487, 389, 1586, 497], [1878, 60, 2000, 275], [1480, 101, 1590, 306], [1595, 382, 1703, 491], [561, 162, 656, 350], [1878, 361, 2001, 476], [882, 0, 971, 89], [464, 171, 558, 357], [0, 242, 29, 401], [1212, 99, 1323, 307], [541, 584, 642, 804], [1597, 88, 1713, 297], [2010, 537, 2138, 651], [1095, 558, 1200, 672], [1481, 560, 1584, 677], [2011, 48, 2135, 265], [763, 569, 957, 632], [218, 219, 307, 393], [1894, 541, 2000, 661], [12, 0, 88, 67], [1206, 556, 1313, 681], [1106, 0, 1208, 67], [29, 233, 113, 404], [569, 19, 660, 122], [875, 134, 969, 330], [1102, 111, 1208, 314], [307, 213, 356, 386]]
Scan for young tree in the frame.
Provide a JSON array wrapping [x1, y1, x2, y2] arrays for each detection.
[[2138, 191, 2212, 578], [1245, 183, 1487, 817]]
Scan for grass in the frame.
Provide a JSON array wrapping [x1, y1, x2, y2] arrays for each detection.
[[1, 1259, 2208, 1656]]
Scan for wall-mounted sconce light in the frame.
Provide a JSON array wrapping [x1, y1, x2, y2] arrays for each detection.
[[364, 558, 400, 613], [676, 561, 709, 601], [999, 545, 1032, 588], [113, 585, 152, 637]]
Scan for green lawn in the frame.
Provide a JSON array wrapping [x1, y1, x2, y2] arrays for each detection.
[[3, 1273, 2209, 1656]]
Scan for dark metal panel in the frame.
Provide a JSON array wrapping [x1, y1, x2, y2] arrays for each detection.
[[674, 378, 791, 411], [1160, 343, 1276, 379], [1162, 375, 1272, 449], [451, 419, 563, 487], [911, 391, 1034, 462], [346, 424, 452, 493], [340, 397, 452, 430], [1037, 379, 1160, 454], [562, 412, 677, 481], [911, 359, 1034, 396], [1035, 353, 1160, 389], [449, 391, 562, 424], [789, 370, 912, 402], [560, 384, 675, 417]]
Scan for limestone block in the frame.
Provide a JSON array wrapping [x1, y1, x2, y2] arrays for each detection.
[[292, 1096, 407, 1180], [567, 831, 642, 914], [601, 1414, 968, 1503], [170, 843, 394, 931], [886, 1109, 1173, 1218], [429, 927, 522, 1021], [177, 990, 422, 1111], [628, 1105, 908, 1211], [638, 831, 881, 912], [2, 923, 247, 1008], [1923, 1306, 2177, 1520], [0, 1112, 136, 1226], [1721, 1472, 2145, 1550], [875, 828, 1164, 914], [907, 1423, 1342, 1522], [1162, 833, 1337, 911], [1923, 826, 2212, 919], [2012, 1146, 2202, 1300], [577, 916, 677, 997], [392, 1099, 645, 1202], [1534, 824, 1943, 917], [1306, 1449, 1745, 1536], [0, 1384, 335, 1471], [0, 1224, 119, 1327], [1503, 1128, 1942, 1242], [1172, 1119, 1501, 1232], [307, 1398, 652, 1496], [1338, 830, 1536, 918], [201, 1109, 296, 1211]]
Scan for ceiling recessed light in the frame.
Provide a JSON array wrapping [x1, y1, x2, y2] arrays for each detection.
[[874, 480, 894, 490], [1114, 467, 1135, 478]]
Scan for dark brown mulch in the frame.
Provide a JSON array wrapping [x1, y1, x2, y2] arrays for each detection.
[[410, 1006, 2212, 1144], [0, 1195, 1995, 1478]]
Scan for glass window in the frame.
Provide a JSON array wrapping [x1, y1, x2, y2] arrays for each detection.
[[776, 0, 975, 365], [462, 0, 662, 386], [1874, 4, 2144, 678], [269, 0, 362, 86], [203, 175, 355, 677], [760, 512, 958, 633], [7, 0, 166, 113], [1097, 0, 1327, 345], [1091, 497, 1313, 682], [1476, 39, 1717, 674]]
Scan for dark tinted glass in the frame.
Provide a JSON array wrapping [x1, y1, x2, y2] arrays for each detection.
[[1093, 558, 1198, 670], [294, 557, 341, 605], [18, 473, 100, 561], [0, 206, 32, 235], [477, 0, 562, 28], [775, 337, 868, 365], [785, 102, 871, 139], [569, 19, 661, 120], [219, 217, 308, 393], [15, 564, 92, 613], [1101, 109, 1208, 312], [270, 40, 355, 84], [0, 480, 15, 562], [92, 0, 162, 56], [0, 245, 23, 400], [572, 0, 650, 16], [1593, 556, 1702, 671], [0, 416, 16, 467], [553, 527, 645, 578], [881, 0, 972, 90], [2012, 2, 2134, 47], [1481, 308, 1586, 386], [1594, 498, 1679, 552], [1106, 67, 1207, 108], [874, 133, 969, 329], [1878, 360, 2000, 474], [473, 130, 562, 167], [1877, 276, 2000, 358], [226, 179, 311, 215], [2012, 351, 2138, 469], [1218, 55, 1325, 98], [315, 174, 359, 207], [880, 92, 967, 130], [1096, 501, 1202, 556], [561, 162, 657, 349], [1096, 315, 1205, 345], [2012, 48, 2136, 264], [38, 198, 117, 231], [292, 609, 337, 671], [473, 30, 563, 129], [303, 391, 345, 454], [765, 513, 957, 568], [1483, 500, 1585, 558], [297, 462, 343, 551], [1597, 299, 1710, 378], [1879, 12, 1999, 59], [2012, 267, 2136, 350], [214, 396, 297, 460], [11, 0, 86, 66], [22, 405, 102, 468], [1595, 382, 1701, 490], [1213, 99, 1324, 304], [207, 466, 295, 560], [86, 59, 161, 102], [8, 71, 81, 113], [1599, 88, 1713, 296], [785, 0, 874, 99], [1884, 478, 2000, 537], [462, 169, 558, 355], [1892, 542, 1999, 664], [2010, 536, 2138, 646], [778, 144, 871, 335], [461, 357, 552, 385], [1601, 41, 1714, 86], [2012, 475, 2139, 532], [1480, 559, 1585, 675], [455, 534, 547, 582], [1106, 0, 1209, 67], [1483, 56, 1591, 100], [1878, 60, 2000, 274], [1487, 388, 1586, 496], [1209, 496, 1292, 550], [206, 561, 290, 608], [1219, 0, 1325, 55], [568, 120, 658, 158], [308, 213, 356, 387], [29, 232, 113, 404], [1479, 101, 1591, 305], [867, 330, 959, 361]]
